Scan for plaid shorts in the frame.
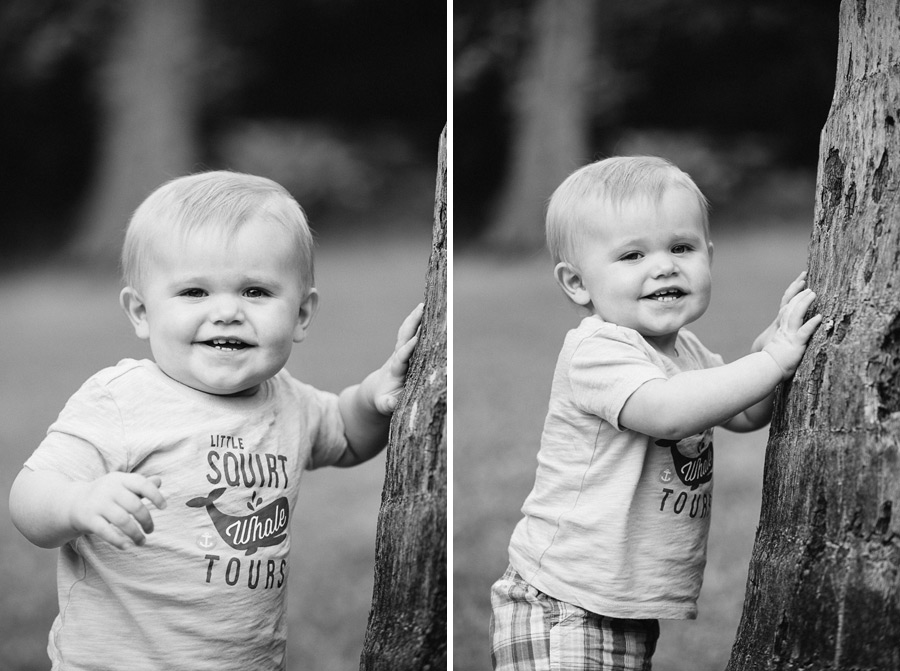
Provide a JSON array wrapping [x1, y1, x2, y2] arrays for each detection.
[[490, 566, 659, 671]]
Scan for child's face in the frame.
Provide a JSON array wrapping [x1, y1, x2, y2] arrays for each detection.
[[120, 218, 317, 396], [555, 188, 713, 354]]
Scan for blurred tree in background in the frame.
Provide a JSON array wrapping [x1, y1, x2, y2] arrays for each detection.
[[74, 0, 204, 261], [482, 0, 596, 250], [455, 0, 841, 247], [0, 0, 446, 264]]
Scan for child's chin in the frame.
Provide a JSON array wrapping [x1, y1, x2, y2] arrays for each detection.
[[636, 322, 686, 342], [187, 376, 259, 397], [208, 381, 260, 397]]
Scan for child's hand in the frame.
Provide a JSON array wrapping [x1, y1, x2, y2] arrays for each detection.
[[370, 303, 424, 414], [759, 278, 823, 379], [69, 473, 167, 550], [333, 304, 424, 466], [752, 271, 812, 353]]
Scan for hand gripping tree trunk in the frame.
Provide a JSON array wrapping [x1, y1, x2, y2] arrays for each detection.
[[359, 127, 447, 670], [727, 1, 900, 668]]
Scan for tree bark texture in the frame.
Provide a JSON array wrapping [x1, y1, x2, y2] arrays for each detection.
[[485, 0, 595, 251], [727, 1, 900, 668], [359, 127, 447, 671], [73, 0, 203, 263]]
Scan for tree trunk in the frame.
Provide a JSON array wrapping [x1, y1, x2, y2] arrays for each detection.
[[727, 1, 900, 668], [358, 126, 447, 671], [72, 0, 203, 264], [484, 0, 595, 251]]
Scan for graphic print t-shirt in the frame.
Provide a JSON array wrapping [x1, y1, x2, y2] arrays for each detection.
[[508, 317, 724, 620], [25, 359, 348, 671]]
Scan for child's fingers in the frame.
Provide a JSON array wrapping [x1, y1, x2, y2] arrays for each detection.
[[127, 474, 167, 511], [98, 523, 131, 550], [780, 271, 809, 308], [394, 308, 422, 349], [784, 288, 817, 329], [395, 303, 425, 349], [85, 513, 135, 550], [389, 333, 420, 377], [398, 331, 420, 359], [114, 489, 156, 535], [796, 313, 824, 342], [107, 506, 151, 546], [112, 474, 165, 544]]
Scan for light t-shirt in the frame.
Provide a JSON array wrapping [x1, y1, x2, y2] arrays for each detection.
[[508, 317, 724, 620], [24, 358, 348, 671]]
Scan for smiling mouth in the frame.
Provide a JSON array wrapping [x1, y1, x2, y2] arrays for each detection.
[[201, 338, 252, 351], [644, 288, 686, 302]]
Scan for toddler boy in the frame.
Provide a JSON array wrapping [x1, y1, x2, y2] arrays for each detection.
[[490, 156, 821, 670], [10, 171, 422, 670]]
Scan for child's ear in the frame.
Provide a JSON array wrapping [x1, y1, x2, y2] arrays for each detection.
[[293, 288, 319, 343], [707, 241, 714, 266], [554, 262, 592, 306], [120, 287, 150, 340]]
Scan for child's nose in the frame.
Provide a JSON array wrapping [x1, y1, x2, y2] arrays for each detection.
[[651, 253, 679, 277], [210, 295, 244, 323]]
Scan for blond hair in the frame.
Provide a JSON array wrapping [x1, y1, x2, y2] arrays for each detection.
[[122, 171, 315, 291], [546, 156, 710, 265]]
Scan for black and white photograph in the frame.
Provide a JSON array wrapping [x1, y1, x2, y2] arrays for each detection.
[[455, 1, 899, 669], [1, 2, 445, 670], [4, 0, 900, 669]]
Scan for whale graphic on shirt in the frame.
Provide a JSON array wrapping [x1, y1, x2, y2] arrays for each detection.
[[654, 432, 713, 491], [186, 487, 289, 556]]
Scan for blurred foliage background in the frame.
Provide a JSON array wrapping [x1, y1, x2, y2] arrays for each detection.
[[454, 0, 841, 247], [0, 0, 446, 263]]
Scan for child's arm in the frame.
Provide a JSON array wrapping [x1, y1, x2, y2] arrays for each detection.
[[721, 271, 813, 432], [9, 468, 166, 549], [335, 303, 423, 467], [619, 283, 822, 440]]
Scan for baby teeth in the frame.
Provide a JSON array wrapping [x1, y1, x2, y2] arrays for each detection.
[[648, 290, 681, 302], [209, 338, 246, 350]]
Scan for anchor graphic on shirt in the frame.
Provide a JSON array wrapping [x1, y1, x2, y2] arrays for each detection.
[[655, 433, 713, 491], [186, 487, 288, 556]]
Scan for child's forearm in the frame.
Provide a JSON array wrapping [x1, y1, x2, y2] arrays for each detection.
[[9, 468, 88, 548], [336, 380, 391, 467], [723, 391, 774, 432], [619, 351, 784, 440]]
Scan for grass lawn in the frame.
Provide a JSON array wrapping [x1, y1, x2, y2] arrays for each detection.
[[0, 231, 430, 671], [453, 218, 815, 671]]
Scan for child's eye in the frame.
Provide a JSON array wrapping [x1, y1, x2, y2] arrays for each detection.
[[671, 244, 693, 254], [180, 288, 207, 298], [620, 251, 643, 261], [243, 287, 270, 298]]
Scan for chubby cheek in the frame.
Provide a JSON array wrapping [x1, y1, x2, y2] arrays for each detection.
[[697, 268, 713, 298], [261, 327, 293, 353], [146, 315, 197, 363], [255, 318, 298, 360], [154, 317, 195, 349], [692, 275, 713, 314]]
